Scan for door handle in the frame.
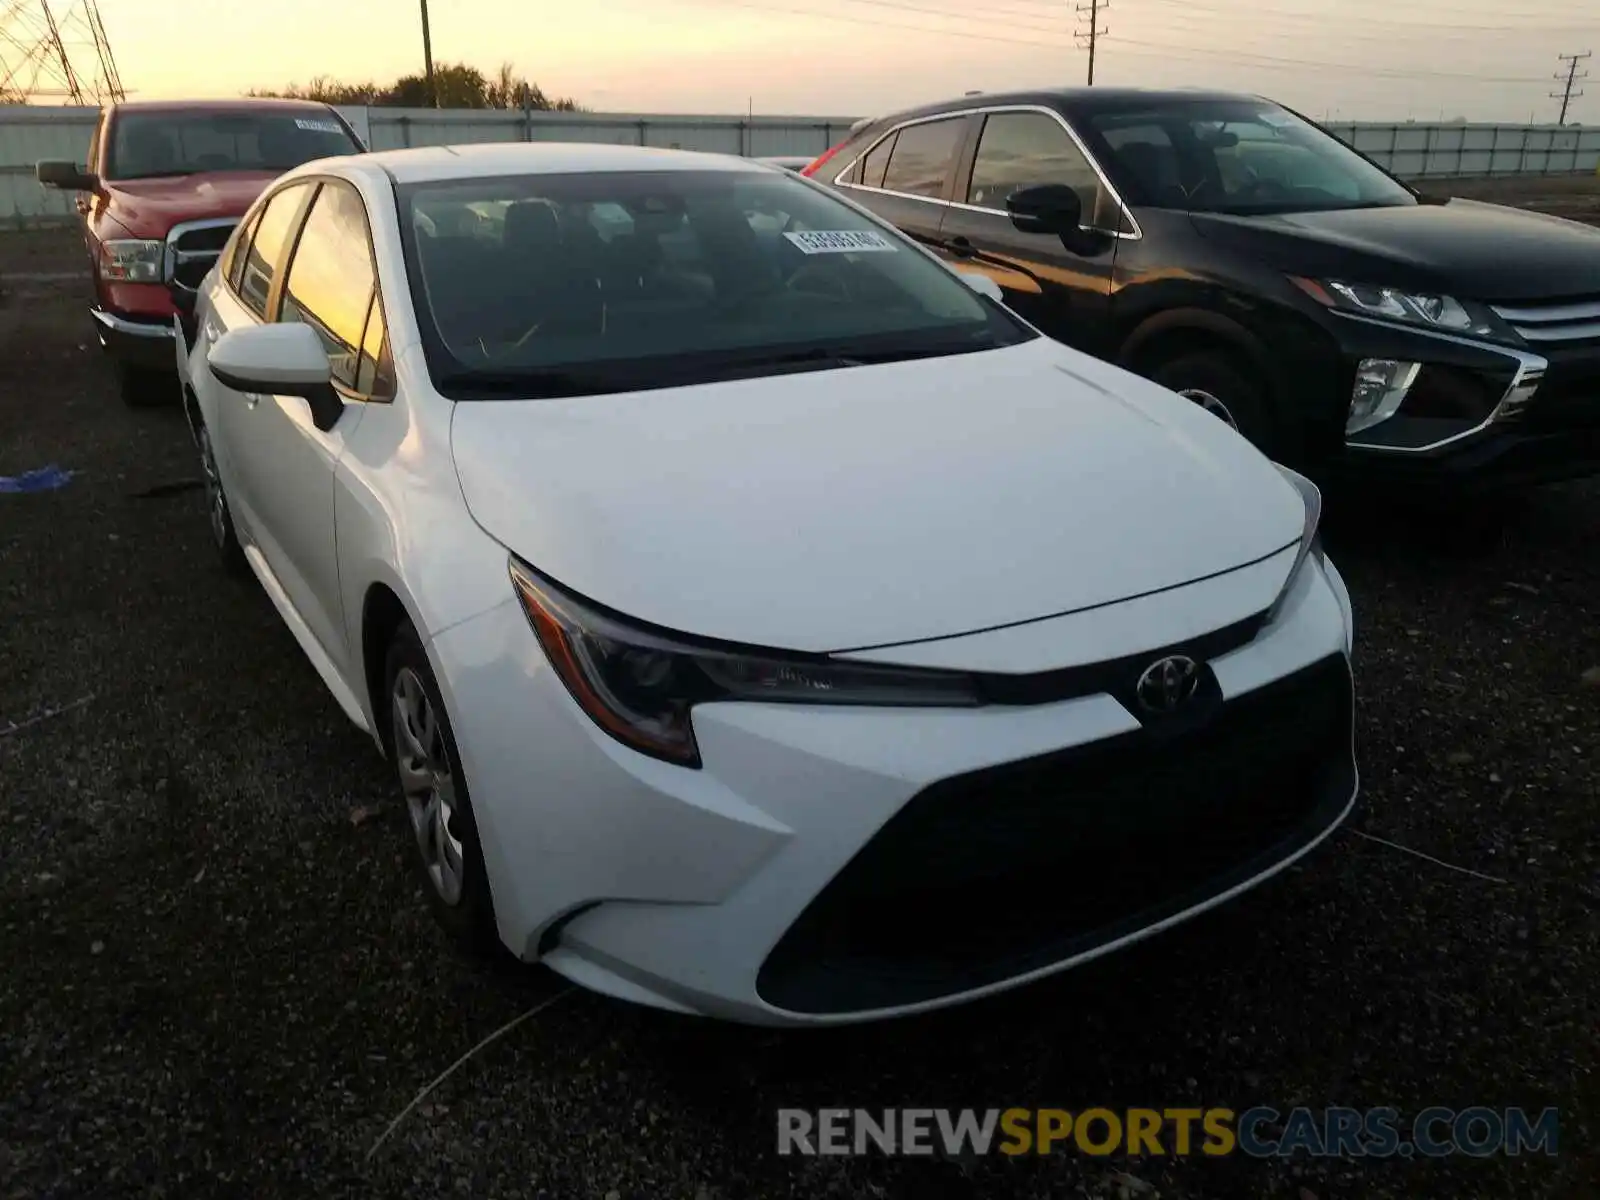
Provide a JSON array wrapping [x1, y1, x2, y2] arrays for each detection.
[[946, 236, 976, 259]]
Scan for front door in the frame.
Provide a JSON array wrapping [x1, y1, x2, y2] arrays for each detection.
[[937, 110, 1126, 355]]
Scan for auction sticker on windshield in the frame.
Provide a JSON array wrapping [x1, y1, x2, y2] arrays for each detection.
[[295, 118, 344, 133], [784, 230, 898, 254]]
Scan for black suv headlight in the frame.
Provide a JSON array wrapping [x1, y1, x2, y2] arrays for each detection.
[[1290, 276, 1516, 344]]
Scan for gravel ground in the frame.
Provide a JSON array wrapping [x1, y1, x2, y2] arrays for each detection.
[[1, 213, 1597, 1200]]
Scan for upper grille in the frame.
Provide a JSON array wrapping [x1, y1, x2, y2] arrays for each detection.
[[167, 222, 236, 292], [1490, 297, 1600, 346]]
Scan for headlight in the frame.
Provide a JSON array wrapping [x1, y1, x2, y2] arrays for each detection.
[[1265, 464, 1323, 625], [98, 238, 164, 283], [1289, 276, 1513, 342], [509, 559, 980, 766]]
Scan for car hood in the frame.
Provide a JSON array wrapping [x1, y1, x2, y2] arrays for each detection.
[[105, 171, 280, 235], [449, 339, 1305, 654], [1190, 199, 1600, 302]]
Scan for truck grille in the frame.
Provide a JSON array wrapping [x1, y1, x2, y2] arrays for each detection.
[[166, 221, 237, 293], [1490, 297, 1600, 346], [756, 654, 1356, 1015]]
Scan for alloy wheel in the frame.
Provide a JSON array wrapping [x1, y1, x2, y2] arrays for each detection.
[[199, 428, 228, 549], [392, 666, 465, 905]]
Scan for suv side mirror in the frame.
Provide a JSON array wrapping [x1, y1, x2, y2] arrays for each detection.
[[209, 323, 345, 432], [1005, 184, 1083, 235], [36, 160, 99, 191]]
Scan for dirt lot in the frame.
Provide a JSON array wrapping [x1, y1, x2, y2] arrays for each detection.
[[1, 189, 1598, 1200]]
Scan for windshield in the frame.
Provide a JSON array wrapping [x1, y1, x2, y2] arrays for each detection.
[[105, 111, 361, 181], [1083, 101, 1416, 216], [398, 168, 1033, 399]]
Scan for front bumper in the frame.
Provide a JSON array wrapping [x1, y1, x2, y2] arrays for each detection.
[[431, 549, 1357, 1026], [91, 307, 177, 372], [1330, 313, 1600, 488]]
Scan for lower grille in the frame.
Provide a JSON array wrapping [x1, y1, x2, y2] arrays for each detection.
[[757, 654, 1356, 1015]]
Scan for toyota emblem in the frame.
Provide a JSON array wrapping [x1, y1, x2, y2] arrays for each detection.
[[1136, 655, 1200, 714]]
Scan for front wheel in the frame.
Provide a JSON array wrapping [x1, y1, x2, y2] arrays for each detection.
[[1147, 352, 1275, 455], [384, 621, 501, 956], [197, 424, 247, 576]]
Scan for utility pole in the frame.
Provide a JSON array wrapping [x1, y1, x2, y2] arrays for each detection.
[[1552, 50, 1589, 125], [420, 0, 437, 107], [1075, 0, 1108, 87]]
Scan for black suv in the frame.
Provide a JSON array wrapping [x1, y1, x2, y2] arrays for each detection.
[[806, 88, 1600, 487]]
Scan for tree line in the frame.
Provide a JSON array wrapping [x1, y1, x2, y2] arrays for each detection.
[[251, 62, 582, 111]]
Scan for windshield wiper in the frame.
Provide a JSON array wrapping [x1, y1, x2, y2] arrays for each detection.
[[434, 369, 614, 400]]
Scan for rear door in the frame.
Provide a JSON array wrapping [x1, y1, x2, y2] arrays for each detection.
[[831, 114, 975, 253], [937, 108, 1129, 354]]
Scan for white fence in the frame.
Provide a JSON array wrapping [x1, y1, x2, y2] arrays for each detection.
[[3, 103, 1597, 227]]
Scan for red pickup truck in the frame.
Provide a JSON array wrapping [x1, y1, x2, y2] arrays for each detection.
[[36, 98, 365, 405]]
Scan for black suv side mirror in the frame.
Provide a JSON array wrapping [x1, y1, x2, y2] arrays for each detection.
[[36, 160, 99, 192], [1005, 184, 1083, 235]]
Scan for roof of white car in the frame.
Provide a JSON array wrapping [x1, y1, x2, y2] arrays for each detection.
[[350, 142, 774, 184]]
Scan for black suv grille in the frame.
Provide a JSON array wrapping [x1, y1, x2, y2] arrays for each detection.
[[1490, 297, 1600, 348], [169, 223, 235, 291], [756, 653, 1356, 1015]]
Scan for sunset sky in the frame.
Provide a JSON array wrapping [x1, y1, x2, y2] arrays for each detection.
[[95, 0, 1597, 123]]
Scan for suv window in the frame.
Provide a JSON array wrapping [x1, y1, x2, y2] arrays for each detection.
[[968, 112, 1107, 224], [238, 182, 312, 319], [856, 132, 897, 189], [880, 118, 965, 199], [279, 182, 379, 391]]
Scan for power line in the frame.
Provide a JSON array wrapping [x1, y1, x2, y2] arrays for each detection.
[[1127, 0, 1596, 34], [1076, 0, 1109, 85], [1552, 50, 1589, 123], [1104, 35, 1554, 82], [713, 0, 1080, 48]]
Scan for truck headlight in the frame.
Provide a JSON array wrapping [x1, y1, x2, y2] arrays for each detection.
[[98, 239, 165, 283]]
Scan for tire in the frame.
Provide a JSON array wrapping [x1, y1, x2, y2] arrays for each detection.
[[1147, 352, 1276, 455], [197, 423, 248, 576], [116, 361, 171, 409], [384, 620, 501, 956]]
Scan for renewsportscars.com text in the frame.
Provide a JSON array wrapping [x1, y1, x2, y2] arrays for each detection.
[[776, 1106, 1559, 1159]]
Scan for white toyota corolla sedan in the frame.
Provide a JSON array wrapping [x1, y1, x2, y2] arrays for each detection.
[[178, 142, 1358, 1025]]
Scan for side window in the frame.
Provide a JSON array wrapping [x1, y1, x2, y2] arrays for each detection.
[[880, 118, 965, 199], [86, 120, 101, 175], [221, 206, 261, 293], [354, 294, 394, 397], [238, 182, 313, 319], [968, 112, 1108, 226], [1099, 122, 1181, 214], [857, 132, 898, 190], [278, 181, 378, 392]]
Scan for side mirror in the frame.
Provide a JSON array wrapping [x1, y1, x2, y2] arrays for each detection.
[[1005, 184, 1083, 235], [955, 270, 1004, 304], [208, 323, 344, 432], [36, 160, 98, 191]]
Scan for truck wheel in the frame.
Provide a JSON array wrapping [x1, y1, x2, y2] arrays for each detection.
[[116, 362, 170, 409], [1148, 352, 1276, 455]]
